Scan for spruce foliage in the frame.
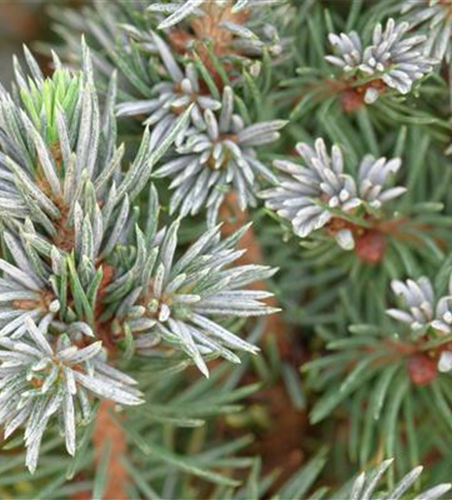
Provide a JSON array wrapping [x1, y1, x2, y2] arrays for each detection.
[[1, 0, 452, 498]]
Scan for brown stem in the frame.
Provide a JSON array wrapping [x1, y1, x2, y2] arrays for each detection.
[[70, 402, 129, 500], [0, 4, 40, 40], [219, 192, 292, 357], [91, 401, 129, 500]]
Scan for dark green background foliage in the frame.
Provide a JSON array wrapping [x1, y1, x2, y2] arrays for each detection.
[[1, 0, 452, 499]]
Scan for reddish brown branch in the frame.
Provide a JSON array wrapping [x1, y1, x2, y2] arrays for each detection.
[[71, 402, 129, 500], [219, 192, 292, 357], [92, 401, 129, 500]]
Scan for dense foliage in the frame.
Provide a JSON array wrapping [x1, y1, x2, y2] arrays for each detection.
[[1, 0, 452, 498]]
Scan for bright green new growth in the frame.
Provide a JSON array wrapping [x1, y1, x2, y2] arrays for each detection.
[[0, 40, 277, 474], [1, 0, 452, 498], [19, 68, 80, 144]]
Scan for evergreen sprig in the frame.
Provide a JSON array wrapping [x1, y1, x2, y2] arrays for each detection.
[[154, 85, 287, 224], [261, 137, 406, 250], [0, 36, 277, 473], [2, 0, 452, 497]]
